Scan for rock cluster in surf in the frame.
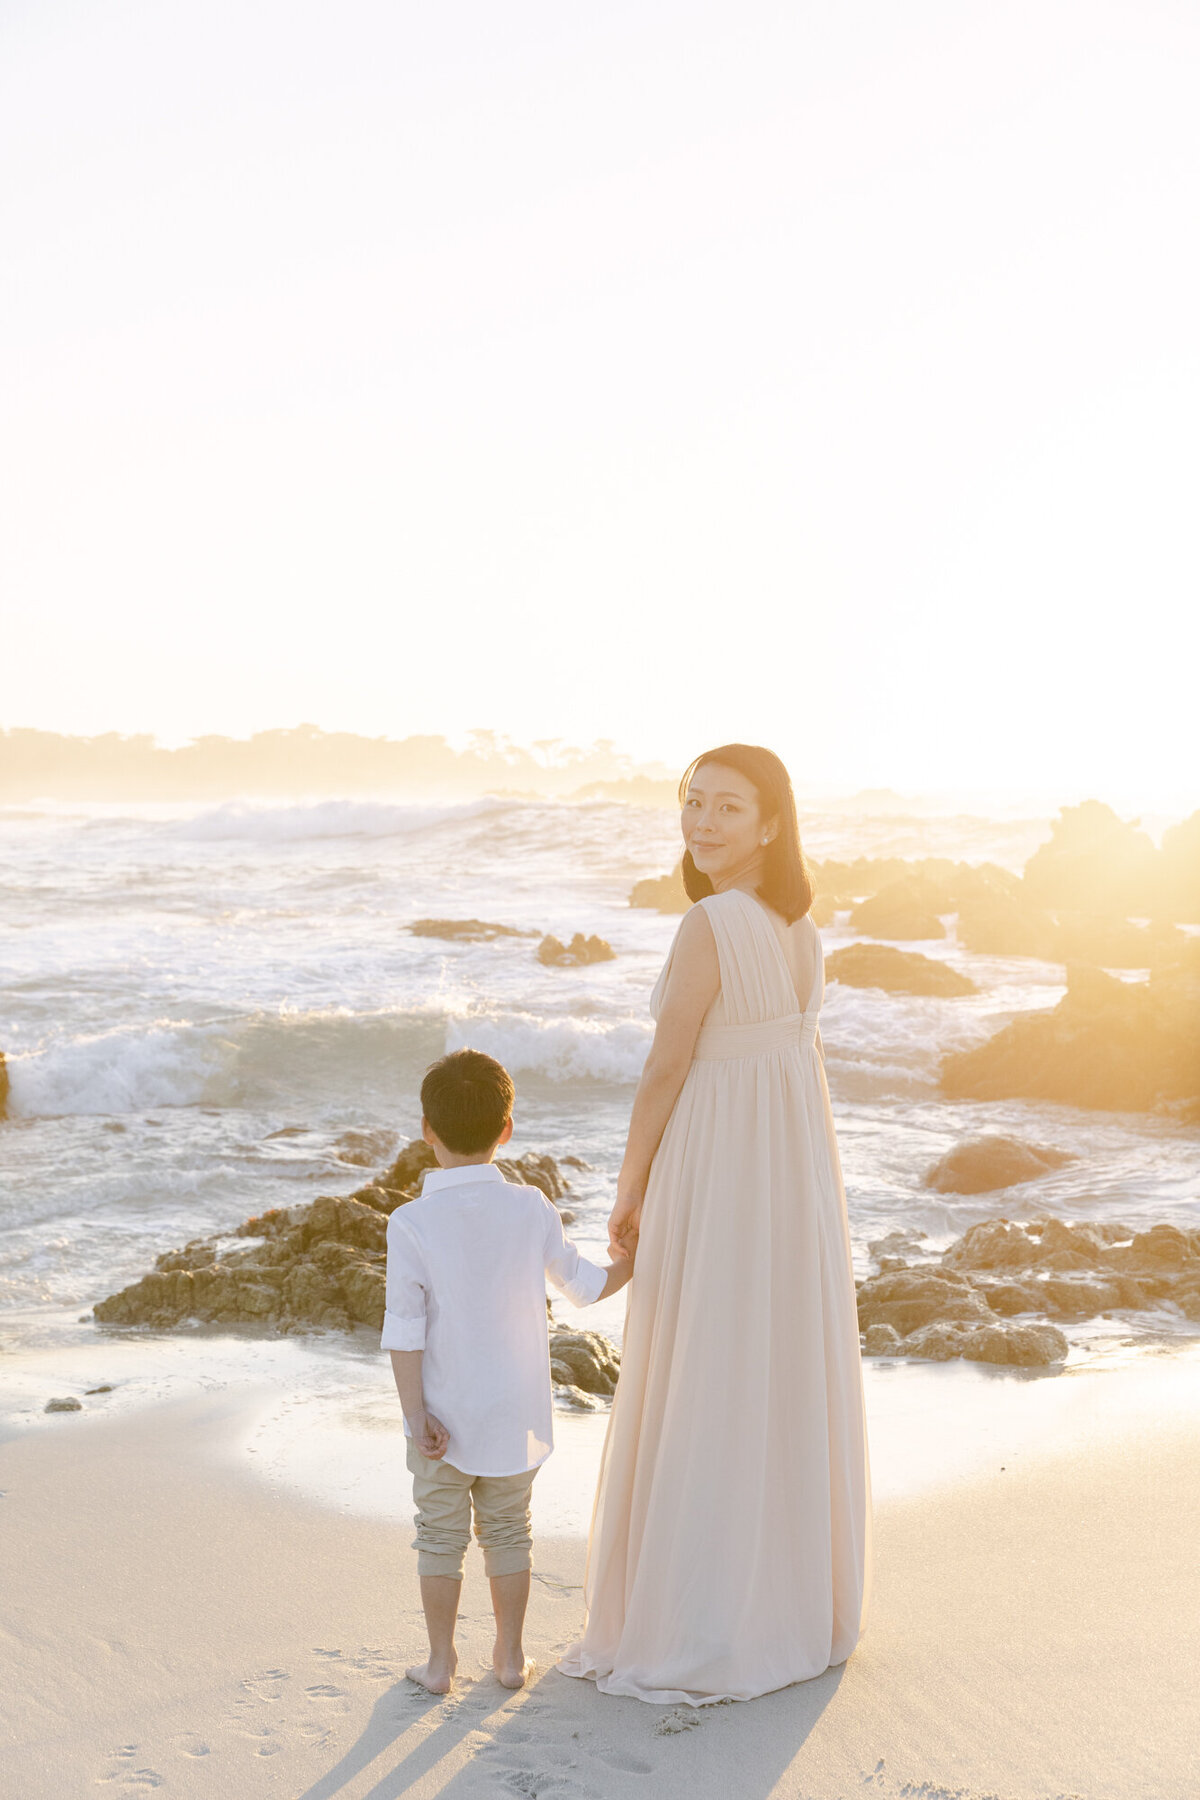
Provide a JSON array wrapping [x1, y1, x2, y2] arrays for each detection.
[[824, 942, 977, 997], [92, 1140, 621, 1401], [857, 1215, 1200, 1365], [940, 962, 1199, 1117], [537, 932, 617, 967]]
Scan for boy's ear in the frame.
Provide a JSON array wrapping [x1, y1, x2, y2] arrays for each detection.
[[498, 1116, 514, 1147], [420, 1117, 435, 1147]]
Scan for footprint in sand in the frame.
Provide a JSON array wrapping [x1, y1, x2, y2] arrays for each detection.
[[173, 1732, 211, 1757], [96, 1746, 167, 1789], [237, 1669, 290, 1703], [495, 1767, 598, 1800], [230, 1721, 283, 1757], [653, 1705, 703, 1736], [594, 1747, 653, 1773]]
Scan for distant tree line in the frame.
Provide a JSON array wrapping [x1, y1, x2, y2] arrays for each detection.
[[0, 725, 677, 802]]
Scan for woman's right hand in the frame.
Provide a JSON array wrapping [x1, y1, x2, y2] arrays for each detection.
[[608, 1185, 644, 1259]]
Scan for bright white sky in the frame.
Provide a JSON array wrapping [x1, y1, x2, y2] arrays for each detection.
[[2, 0, 1197, 810]]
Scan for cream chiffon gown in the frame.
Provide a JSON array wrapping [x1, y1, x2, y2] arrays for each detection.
[[557, 886, 872, 1704]]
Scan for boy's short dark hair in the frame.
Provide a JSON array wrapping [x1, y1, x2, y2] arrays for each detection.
[[421, 1048, 515, 1155]]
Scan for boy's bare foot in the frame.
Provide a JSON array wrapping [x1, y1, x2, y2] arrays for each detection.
[[407, 1653, 457, 1694], [492, 1650, 533, 1690]]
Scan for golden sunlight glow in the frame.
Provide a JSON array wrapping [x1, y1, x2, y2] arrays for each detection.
[[1, 1, 1197, 811]]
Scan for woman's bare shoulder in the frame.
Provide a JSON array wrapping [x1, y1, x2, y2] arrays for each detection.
[[673, 902, 717, 954]]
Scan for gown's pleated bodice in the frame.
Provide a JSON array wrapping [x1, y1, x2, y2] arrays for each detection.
[[557, 887, 872, 1705]]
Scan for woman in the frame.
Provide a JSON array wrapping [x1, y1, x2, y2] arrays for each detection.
[[557, 743, 872, 1704]]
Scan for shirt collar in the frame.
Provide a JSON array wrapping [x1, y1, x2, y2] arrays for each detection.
[[420, 1162, 507, 1195]]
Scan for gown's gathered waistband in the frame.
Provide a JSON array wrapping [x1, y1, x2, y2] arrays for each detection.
[[692, 1011, 821, 1061]]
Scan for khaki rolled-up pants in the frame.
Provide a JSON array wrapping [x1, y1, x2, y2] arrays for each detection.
[[406, 1437, 536, 1580]]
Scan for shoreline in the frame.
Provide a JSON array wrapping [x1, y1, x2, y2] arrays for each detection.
[[4, 1329, 1200, 1525], [3, 1362, 1199, 1799]]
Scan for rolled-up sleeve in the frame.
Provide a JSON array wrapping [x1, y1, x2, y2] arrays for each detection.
[[381, 1213, 428, 1351], [542, 1199, 607, 1307]]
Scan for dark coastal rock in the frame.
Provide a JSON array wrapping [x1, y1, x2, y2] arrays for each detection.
[[848, 879, 946, 941], [1052, 913, 1186, 970], [855, 1267, 993, 1337], [92, 1140, 620, 1395], [923, 1136, 1075, 1195], [810, 857, 1019, 914], [551, 1382, 606, 1411], [547, 1328, 621, 1396], [825, 942, 976, 997], [344, 1140, 570, 1213], [44, 1396, 83, 1412], [332, 1127, 398, 1167], [939, 962, 1200, 1114], [537, 932, 617, 967], [858, 1211, 1200, 1363], [899, 1320, 1069, 1366], [629, 867, 690, 913], [955, 890, 1058, 959], [408, 919, 534, 941]]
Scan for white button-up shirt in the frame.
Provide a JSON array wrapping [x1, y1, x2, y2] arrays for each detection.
[[381, 1162, 607, 1476]]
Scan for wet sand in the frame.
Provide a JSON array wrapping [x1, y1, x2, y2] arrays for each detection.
[[3, 1357, 1199, 1800]]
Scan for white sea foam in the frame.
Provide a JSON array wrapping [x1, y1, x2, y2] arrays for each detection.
[[5, 1022, 236, 1118], [162, 796, 507, 842], [819, 982, 997, 1090], [445, 1011, 653, 1083]]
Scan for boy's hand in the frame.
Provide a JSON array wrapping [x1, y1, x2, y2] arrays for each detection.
[[414, 1411, 450, 1460]]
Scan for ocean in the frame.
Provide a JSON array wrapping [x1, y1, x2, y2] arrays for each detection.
[[2, 791, 1198, 1482]]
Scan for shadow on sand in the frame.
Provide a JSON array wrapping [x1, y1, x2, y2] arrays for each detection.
[[298, 1660, 846, 1800]]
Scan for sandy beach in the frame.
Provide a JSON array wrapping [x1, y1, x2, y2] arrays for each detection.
[[3, 1350, 1198, 1800]]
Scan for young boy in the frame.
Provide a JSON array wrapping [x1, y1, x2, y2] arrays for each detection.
[[382, 1047, 633, 1694]]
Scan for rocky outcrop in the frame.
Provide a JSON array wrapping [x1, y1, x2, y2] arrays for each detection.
[[1023, 801, 1163, 919], [848, 879, 946, 941], [825, 942, 976, 997], [858, 1213, 1200, 1363], [940, 963, 1200, 1115], [408, 919, 534, 941], [548, 1328, 622, 1396], [1052, 913, 1185, 969], [1160, 811, 1200, 924], [537, 933, 617, 967], [1021, 800, 1200, 925], [810, 857, 1020, 913], [629, 867, 690, 913], [93, 1142, 617, 1405], [923, 1136, 1075, 1194], [955, 887, 1058, 959], [345, 1140, 571, 1214]]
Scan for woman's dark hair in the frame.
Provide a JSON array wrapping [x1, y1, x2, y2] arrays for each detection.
[[421, 1048, 514, 1154], [678, 743, 814, 923]]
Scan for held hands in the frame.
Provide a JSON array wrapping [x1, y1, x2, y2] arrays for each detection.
[[412, 1410, 450, 1460], [608, 1186, 644, 1261]]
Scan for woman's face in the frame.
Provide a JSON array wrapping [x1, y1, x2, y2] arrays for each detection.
[[681, 761, 774, 889]]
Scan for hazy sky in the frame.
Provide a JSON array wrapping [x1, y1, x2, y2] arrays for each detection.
[[2, 0, 1197, 809]]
